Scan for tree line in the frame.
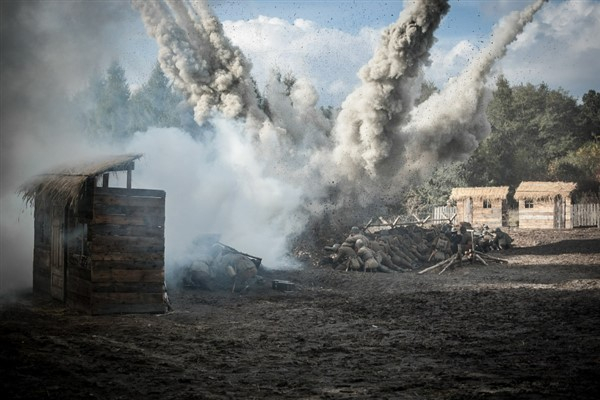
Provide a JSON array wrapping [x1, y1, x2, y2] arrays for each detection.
[[72, 61, 202, 142], [74, 61, 599, 206], [407, 76, 600, 210]]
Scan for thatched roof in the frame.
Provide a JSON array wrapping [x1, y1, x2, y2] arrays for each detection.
[[450, 186, 509, 201], [19, 154, 142, 208], [514, 181, 577, 200]]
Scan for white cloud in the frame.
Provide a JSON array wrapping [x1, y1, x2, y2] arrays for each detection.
[[223, 16, 380, 106]]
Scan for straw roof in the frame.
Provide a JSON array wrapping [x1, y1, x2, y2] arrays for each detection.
[[19, 154, 142, 208], [514, 181, 576, 200], [450, 186, 509, 201]]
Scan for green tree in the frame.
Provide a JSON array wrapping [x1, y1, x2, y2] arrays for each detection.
[[464, 76, 582, 187], [129, 63, 183, 132], [95, 61, 132, 141], [549, 140, 600, 182], [464, 75, 520, 186], [578, 90, 600, 142]]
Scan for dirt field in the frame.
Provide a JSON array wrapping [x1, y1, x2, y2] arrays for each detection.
[[1, 228, 599, 399]]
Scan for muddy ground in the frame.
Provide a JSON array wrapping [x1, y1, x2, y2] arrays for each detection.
[[1, 228, 599, 399]]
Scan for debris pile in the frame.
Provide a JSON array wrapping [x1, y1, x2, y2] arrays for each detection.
[[321, 224, 440, 273], [177, 235, 262, 292], [320, 222, 513, 274]]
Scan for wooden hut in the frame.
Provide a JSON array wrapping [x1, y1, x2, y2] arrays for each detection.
[[450, 186, 510, 228], [19, 154, 167, 314], [514, 181, 576, 229]]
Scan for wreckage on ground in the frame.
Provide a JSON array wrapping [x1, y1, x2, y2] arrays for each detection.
[[321, 216, 512, 275], [178, 234, 262, 292]]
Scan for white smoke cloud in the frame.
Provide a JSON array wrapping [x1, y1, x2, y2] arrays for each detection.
[[123, 124, 307, 273], [399, 0, 548, 179]]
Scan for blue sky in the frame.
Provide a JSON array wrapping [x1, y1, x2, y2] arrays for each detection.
[[116, 0, 599, 107]]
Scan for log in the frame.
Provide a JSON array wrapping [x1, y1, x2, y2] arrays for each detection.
[[475, 254, 488, 266], [418, 257, 453, 274], [475, 251, 509, 263], [428, 250, 436, 262], [438, 260, 458, 275]]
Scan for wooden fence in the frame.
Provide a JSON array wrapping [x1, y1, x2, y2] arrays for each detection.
[[572, 204, 600, 228], [432, 206, 457, 224]]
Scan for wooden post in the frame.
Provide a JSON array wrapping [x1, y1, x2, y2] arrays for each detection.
[[102, 173, 109, 188], [127, 168, 132, 189]]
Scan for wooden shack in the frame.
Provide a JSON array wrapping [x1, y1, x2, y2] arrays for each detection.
[[19, 154, 167, 314], [514, 181, 576, 229], [450, 186, 510, 228]]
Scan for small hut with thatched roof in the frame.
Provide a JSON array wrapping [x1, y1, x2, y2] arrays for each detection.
[[450, 186, 510, 228], [514, 181, 577, 229], [19, 154, 167, 314]]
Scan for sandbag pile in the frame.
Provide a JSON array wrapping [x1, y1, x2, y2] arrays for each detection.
[[321, 225, 451, 273]]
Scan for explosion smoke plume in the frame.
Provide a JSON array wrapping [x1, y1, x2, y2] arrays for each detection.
[[331, 0, 450, 180], [399, 0, 548, 180], [132, 0, 265, 125], [134, 0, 547, 214]]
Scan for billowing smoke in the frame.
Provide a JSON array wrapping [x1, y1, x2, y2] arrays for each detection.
[[133, 0, 547, 259], [331, 0, 450, 180], [0, 0, 138, 293], [123, 123, 307, 271], [131, 0, 266, 126], [327, 0, 547, 205], [398, 0, 548, 182], [1, 0, 548, 292]]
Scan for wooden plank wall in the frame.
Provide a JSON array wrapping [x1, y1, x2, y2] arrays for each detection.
[[65, 211, 92, 313], [471, 199, 503, 228], [88, 187, 166, 315], [573, 204, 600, 228], [518, 200, 555, 229], [454, 199, 503, 228]]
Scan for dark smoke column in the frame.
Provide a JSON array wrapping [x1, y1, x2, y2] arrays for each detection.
[[331, 0, 450, 179]]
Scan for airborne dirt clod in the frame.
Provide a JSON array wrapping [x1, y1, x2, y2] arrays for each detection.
[[1, 228, 599, 399]]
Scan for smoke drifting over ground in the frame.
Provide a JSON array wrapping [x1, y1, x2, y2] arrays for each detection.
[[1, 0, 547, 290], [125, 124, 306, 270], [0, 1, 137, 292]]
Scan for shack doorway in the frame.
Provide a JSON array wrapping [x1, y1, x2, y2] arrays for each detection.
[[50, 205, 66, 302]]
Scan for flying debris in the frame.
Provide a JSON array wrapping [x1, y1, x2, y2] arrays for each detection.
[[132, 0, 548, 262]]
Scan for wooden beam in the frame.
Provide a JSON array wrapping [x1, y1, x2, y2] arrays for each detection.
[[127, 168, 132, 189]]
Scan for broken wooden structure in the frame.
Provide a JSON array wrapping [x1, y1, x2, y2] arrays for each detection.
[[19, 154, 167, 314], [514, 181, 577, 229], [450, 186, 509, 228], [419, 250, 508, 275]]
